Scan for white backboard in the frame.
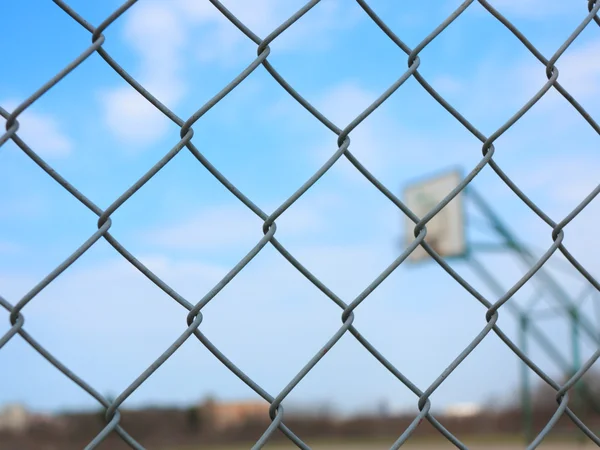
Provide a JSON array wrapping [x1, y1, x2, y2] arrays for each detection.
[[404, 171, 466, 262]]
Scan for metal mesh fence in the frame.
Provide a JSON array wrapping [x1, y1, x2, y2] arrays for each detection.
[[1, 1, 600, 448]]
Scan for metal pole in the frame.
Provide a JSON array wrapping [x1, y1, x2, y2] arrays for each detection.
[[469, 256, 572, 369], [520, 315, 533, 444], [467, 256, 600, 413], [571, 308, 586, 443], [466, 187, 600, 346], [572, 307, 581, 381]]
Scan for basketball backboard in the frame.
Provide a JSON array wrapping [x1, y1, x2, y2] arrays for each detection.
[[404, 171, 466, 262]]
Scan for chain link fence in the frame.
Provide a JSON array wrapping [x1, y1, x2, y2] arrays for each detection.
[[1, 1, 600, 448]]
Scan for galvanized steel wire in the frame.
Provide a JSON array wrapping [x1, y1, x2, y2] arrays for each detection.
[[2, 1, 600, 448]]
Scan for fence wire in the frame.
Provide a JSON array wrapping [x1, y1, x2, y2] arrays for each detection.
[[1, 1, 600, 449]]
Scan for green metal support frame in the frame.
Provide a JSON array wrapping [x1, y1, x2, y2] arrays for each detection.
[[462, 187, 600, 442]]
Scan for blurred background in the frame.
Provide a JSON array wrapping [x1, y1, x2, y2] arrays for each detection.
[[1, 0, 600, 448]]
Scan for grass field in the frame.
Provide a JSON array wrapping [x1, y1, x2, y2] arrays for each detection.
[[172, 435, 598, 449]]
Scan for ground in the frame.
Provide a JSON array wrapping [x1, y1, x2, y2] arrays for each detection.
[[170, 435, 598, 449]]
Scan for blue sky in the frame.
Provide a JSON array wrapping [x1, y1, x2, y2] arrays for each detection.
[[1, 0, 600, 418]]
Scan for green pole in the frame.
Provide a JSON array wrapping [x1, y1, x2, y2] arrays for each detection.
[[571, 308, 581, 383], [466, 188, 600, 344], [571, 308, 585, 443], [465, 192, 600, 414], [468, 256, 600, 415], [520, 315, 533, 444]]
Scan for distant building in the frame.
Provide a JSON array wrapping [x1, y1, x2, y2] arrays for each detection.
[[200, 398, 269, 430], [444, 403, 482, 419], [0, 404, 29, 432], [377, 399, 390, 417]]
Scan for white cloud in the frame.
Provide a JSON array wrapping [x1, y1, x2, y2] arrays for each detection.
[[0, 237, 518, 413], [172, 0, 274, 65], [519, 38, 600, 100], [267, 0, 362, 53], [307, 81, 476, 182], [1, 100, 72, 157], [177, 0, 283, 37], [99, 86, 174, 147], [431, 74, 464, 96], [514, 155, 600, 208], [100, 0, 360, 146], [487, 0, 575, 18], [317, 81, 376, 126], [502, 153, 600, 279], [124, 2, 186, 71], [428, 37, 600, 135], [263, 81, 391, 181], [177, 0, 359, 60], [145, 205, 263, 251], [310, 82, 387, 178], [144, 201, 326, 251], [99, 1, 186, 147], [554, 39, 600, 98]]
